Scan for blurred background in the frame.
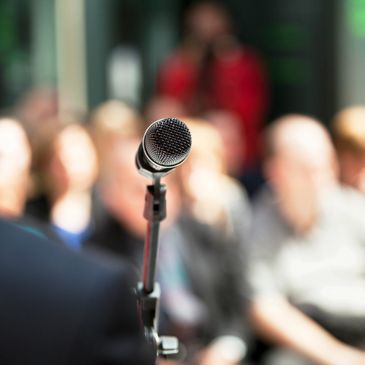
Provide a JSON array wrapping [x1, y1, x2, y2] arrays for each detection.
[[1, 0, 364, 123], [3, 2, 365, 364]]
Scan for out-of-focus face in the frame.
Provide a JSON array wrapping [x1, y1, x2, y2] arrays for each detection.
[[101, 139, 148, 238], [144, 96, 186, 123], [337, 151, 365, 191], [50, 125, 98, 193], [269, 151, 324, 232], [265, 118, 337, 232], [206, 110, 245, 177], [185, 3, 230, 44], [0, 119, 31, 186], [100, 138, 181, 238], [332, 106, 365, 193], [181, 122, 224, 201], [177, 120, 228, 224], [19, 88, 58, 132]]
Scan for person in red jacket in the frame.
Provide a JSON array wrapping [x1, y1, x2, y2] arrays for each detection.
[[157, 0, 269, 170]]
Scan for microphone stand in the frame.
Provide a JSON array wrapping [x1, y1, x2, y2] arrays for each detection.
[[136, 177, 179, 362]]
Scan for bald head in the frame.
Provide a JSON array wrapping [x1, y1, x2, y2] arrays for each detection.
[[0, 118, 31, 182], [266, 114, 335, 164], [0, 118, 31, 217], [264, 115, 338, 232]]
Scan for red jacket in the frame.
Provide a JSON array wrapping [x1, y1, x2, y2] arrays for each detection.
[[157, 46, 269, 168]]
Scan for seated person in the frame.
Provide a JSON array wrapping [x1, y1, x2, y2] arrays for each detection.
[[158, 119, 251, 365], [248, 115, 365, 365], [0, 217, 153, 365], [0, 117, 59, 239], [87, 101, 150, 271], [27, 117, 99, 250]]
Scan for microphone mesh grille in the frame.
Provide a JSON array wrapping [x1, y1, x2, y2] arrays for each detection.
[[144, 118, 192, 167]]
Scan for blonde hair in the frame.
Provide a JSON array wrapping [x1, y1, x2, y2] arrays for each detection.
[[332, 106, 365, 157], [90, 100, 143, 161]]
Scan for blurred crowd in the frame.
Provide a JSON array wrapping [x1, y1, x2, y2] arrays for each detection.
[[1, 2, 365, 365]]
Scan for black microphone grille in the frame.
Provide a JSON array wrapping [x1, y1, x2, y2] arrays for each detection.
[[144, 118, 192, 167]]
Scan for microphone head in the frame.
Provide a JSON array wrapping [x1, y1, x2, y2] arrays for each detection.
[[144, 118, 191, 168], [136, 118, 192, 178]]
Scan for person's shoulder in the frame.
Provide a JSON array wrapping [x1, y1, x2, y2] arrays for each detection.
[[222, 175, 250, 204], [0, 217, 51, 245], [160, 47, 191, 68], [221, 176, 251, 224], [239, 45, 264, 60], [0, 217, 135, 280], [327, 185, 365, 226], [252, 184, 276, 218], [236, 45, 267, 70], [12, 215, 64, 244], [340, 185, 365, 205], [88, 212, 122, 245], [250, 185, 290, 250], [0, 220, 154, 365]]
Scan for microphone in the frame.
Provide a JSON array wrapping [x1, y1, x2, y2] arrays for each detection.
[[136, 117, 191, 359], [136, 117, 192, 179]]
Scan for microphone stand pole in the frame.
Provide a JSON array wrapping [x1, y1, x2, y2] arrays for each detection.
[[137, 177, 179, 362]]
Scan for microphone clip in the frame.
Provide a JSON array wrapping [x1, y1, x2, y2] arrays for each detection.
[[136, 282, 179, 360]]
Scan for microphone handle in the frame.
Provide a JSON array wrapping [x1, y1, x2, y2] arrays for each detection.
[[142, 179, 166, 293], [143, 221, 160, 293]]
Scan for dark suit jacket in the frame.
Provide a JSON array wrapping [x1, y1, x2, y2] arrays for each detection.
[[87, 213, 144, 270], [0, 219, 154, 365]]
